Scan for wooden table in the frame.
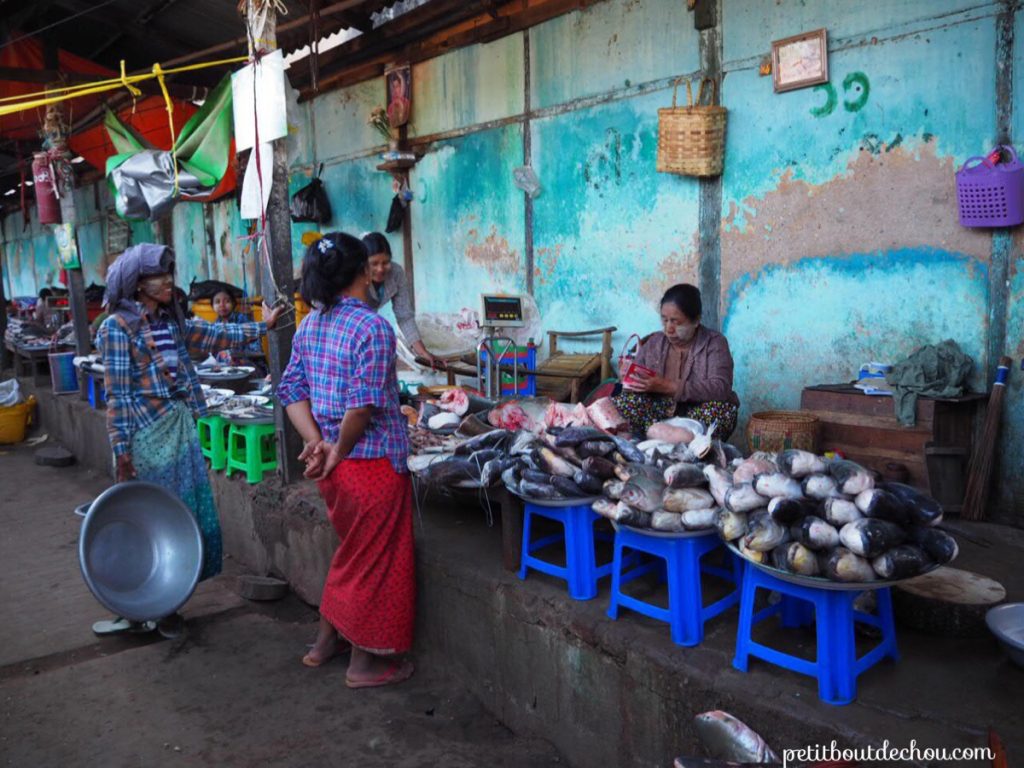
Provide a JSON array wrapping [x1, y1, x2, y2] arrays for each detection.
[[800, 384, 987, 513], [6, 342, 51, 386]]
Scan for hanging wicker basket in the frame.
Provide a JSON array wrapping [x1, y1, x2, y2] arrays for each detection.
[[656, 77, 727, 177], [746, 410, 820, 453]]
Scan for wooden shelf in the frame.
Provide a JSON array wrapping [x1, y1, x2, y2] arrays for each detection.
[[376, 158, 417, 173]]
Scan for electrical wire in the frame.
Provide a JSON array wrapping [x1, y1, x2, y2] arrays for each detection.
[[0, 0, 122, 53]]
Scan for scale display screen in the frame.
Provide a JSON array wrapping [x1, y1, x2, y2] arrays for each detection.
[[481, 294, 525, 327]]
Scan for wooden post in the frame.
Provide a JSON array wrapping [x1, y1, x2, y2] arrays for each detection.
[[246, 0, 304, 483]]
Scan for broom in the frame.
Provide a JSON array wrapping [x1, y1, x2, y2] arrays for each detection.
[[961, 356, 1012, 521]]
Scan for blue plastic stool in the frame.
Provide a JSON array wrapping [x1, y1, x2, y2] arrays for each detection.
[[518, 501, 613, 600], [86, 373, 107, 409], [607, 527, 741, 646], [732, 561, 900, 705]]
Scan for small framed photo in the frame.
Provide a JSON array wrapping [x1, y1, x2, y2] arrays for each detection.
[[771, 28, 828, 93], [385, 64, 411, 128]]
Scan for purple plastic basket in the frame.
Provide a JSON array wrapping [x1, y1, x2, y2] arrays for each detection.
[[956, 145, 1024, 228]]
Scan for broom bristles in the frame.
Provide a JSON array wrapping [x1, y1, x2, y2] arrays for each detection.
[[961, 356, 1012, 521]]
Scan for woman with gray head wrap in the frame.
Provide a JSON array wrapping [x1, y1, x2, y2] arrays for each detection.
[[95, 244, 284, 631]]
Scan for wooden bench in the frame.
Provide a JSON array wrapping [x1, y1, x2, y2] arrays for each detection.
[[535, 327, 616, 404]]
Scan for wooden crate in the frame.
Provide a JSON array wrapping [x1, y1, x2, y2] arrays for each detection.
[[800, 385, 986, 512]]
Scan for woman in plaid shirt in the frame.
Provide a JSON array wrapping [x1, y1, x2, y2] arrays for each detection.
[[97, 244, 283, 589], [278, 232, 415, 689]]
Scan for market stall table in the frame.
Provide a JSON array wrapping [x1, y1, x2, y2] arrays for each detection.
[[5, 342, 52, 386]]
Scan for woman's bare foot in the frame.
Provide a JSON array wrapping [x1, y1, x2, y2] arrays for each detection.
[[345, 648, 414, 688], [301, 616, 349, 667]]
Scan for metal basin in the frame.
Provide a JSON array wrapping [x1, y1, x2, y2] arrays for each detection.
[[78, 482, 203, 622], [986, 602, 1024, 669]]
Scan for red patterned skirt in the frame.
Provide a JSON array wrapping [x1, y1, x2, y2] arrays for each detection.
[[317, 457, 416, 655]]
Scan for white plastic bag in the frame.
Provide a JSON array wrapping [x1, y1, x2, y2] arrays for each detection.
[[0, 379, 24, 408]]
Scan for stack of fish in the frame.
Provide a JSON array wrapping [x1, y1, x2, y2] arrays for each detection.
[[408, 429, 516, 487], [713, 450, 958, 583]]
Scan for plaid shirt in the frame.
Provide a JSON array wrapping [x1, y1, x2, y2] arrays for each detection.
[[278, 296, 409, 473], [97, 306, 266, 457]]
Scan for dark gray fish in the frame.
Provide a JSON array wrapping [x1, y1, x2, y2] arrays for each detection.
[[651, 511, 686, 532], [679, 507, 718, 530], [535, 447, 577, 477], [614, 462, 662, 483], [879, 482, 944, 526], [777, 449, 826, 477], [480, 457, 513, 487], [715, 507, 748, 541], [592, 498, 618, 519], [724, 483, 768, 514], [906, 526, 958, 564], [621, 475, 666, 512], [854, 488, 911, 525], [610, 435, 645, 464], [821, 497, 862, 527], [417, 401, 442, 428], [582, 455, 618, 480], [608, 501, 652, 527], [791, 515, 840, 551], [772, 541, 819, 575], [742, 510, 789, 552], [603, 479, 625, 500], [422, 457, 479, 485], [802, 473, 840, 500], [839, 518, 906, 558], [518, 453, 541, 472], [767, 496, 817, 526], [573, 469, 605, 495], [828, 459, 875, 495], [664, 462, 708, 488], [510, 431, 538, 456], [554, 426, 610, 447], [500, 465, 519, 493], [521, 468, 554, 484], [663, 487, 715, 512], [871, 544, 932, 579], [466, 448, 502, 468], [578, 439, 615, 458], [519, 479, 563, 500], [454, 428, 511, 455], [824, 547, 876, 582], [550, 475, 588, 498]]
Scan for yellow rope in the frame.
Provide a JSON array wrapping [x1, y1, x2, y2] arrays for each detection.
[[152, 62, 179, 195], [0, 55, 248, 115]]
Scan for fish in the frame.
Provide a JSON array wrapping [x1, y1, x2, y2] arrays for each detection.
[[742, 511, 789, 552], [407, 452, 454, 474], [872, 544, 933, 579], [521, 468, 554, 484], [646, 422, 695, 444], [550, 475, 588, 498], [715, 508, 748, 541], [854, 488, 911, 525], [552, 444, 584, 466], [500, 466, 520, 493], [724, 483, 768, 514], [651, 511, 686, 532], [821, 497, 863, 527], [509, 430, 538, 456], [621, 475, 666, 512], [582, 455, 618, 480], [614, 462, 662, 483], [572, 469, 605, 495], [771, 541, 819, 575], [417, 401, 442, 427], [603, 480, 626, 500], [610, 435, 645, 464], [479, 457, 513, 487], [732, 456, 778, 484], [801, 473, 840, 500], [554, 426, 609, 447], [519, 479, 563, 500], [663, 487, 715, 513], [905, 526, 959, 564], [753, 472, 803, 500], [839, 518, 907, 558], [601, 501, 652, 527], [828, 459, 876, 495], [421, 457, 479, 484], [680, 507, 718, 530], [766, 496, 817, 525], [577, 439, 615, 458], [438, 388, 470, 416], [427, 411, 461, 431], [879, 482, 944, 526], [790, 515, 840, 551], [703, 465, 734, 507], [824, 547, 876, 582], [664, 462, 708, 488], [776, 449, 827, 477], [692, 711, 778, 764], [738, 540, 769, 563], [465, 448, 502, 469], [536, 447, 577, 478], [685, 421, 718, 460]]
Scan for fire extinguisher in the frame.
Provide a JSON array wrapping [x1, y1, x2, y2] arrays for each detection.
[[31, 151, 61, 225]]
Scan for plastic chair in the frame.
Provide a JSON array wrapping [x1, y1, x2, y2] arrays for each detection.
[[86, 373, 107, 409], [196, 415, 230, 471], [518, 501, 613, 600], [225, 423, 278, 483], [732, 561, 899, 705], [607, 527, 741, 646]]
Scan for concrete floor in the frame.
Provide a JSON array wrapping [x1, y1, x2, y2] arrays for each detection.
[[0, 441, 564, 767]]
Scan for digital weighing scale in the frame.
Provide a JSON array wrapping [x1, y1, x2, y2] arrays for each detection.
[[476, 294, 525, 400]]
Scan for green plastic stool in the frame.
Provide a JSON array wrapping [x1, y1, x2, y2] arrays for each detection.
[[226, 423, 278, 483], [197, 415, 230, 471]]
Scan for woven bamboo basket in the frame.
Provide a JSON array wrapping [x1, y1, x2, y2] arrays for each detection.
[[656, 77, 727, 177], [746, 410, 820, 453]]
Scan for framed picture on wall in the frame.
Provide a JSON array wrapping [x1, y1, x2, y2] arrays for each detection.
[[771, 28, 828, 93], [385, 64, 411, 128]]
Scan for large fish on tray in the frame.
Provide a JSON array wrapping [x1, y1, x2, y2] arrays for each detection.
[[742, 511, 789, 552], [593, 499, 652, 527], [583, 455, 619, 480], [839, 518, 906, 558], [824, 547, 876, 582], [878, 482, 944, 526], [821, 497, 862, 527], [776, 449, 826, 478], [872, 544, 932, 579], [723, 483, 767, 514], [663, 487, 715, 513], [680, 507, 718, 530], [420, 457, 480, 484], [715, 508, 748, 541], [906, 526, 958, 564], [621, 475, 666, 513], [535, 447, 578, 477], [771, 541, 819, 575], [454, 429, 511, 455], [703, 465, 734, 507], [651, 510, 686, 532], [573, 469, 605, 495], [554, 426, 609, 447], [854, 488, 911, 525], [828, 459, 875, 495], [519, 479, 563, 500], [790, 515, 840, 551], [664, 462, 708, 489], [766, 496, 817, 526], [753, 472, 803, 500]]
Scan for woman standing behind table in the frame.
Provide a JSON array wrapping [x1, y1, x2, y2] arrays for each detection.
[[361, 231, 442, 368], [97, 244, 283, 586], [278, 232, 416, 689], [613, 283, 740, 439], [211, 286, 266, 374]]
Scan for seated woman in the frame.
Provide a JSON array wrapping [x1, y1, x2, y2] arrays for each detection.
[[211, 286, 265, 372], [613, 283, 740, 439]]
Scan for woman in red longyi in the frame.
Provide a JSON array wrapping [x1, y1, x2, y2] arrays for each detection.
[[277, 232, 415, 689]]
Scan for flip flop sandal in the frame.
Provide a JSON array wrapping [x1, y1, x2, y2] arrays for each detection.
[[92, 617, 157, 636], [345, 658, 415, 689], [301, 640, 353, 667]]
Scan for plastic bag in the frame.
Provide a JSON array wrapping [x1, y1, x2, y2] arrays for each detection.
[[0, 379, 24, 408], [385, 194, 405, 232], [290, 164, 332, 224]]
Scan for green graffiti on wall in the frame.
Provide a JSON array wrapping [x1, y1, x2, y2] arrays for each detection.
[[810, 71, 870, 117]]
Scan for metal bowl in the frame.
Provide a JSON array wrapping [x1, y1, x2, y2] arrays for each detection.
[[78, 482, 203, 622], [986, 603, 1024, 668]]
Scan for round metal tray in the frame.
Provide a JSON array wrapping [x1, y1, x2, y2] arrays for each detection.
[[724, 541, 943, 591], [612, 521, 716, 539], [510, 491, 600, 507]]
